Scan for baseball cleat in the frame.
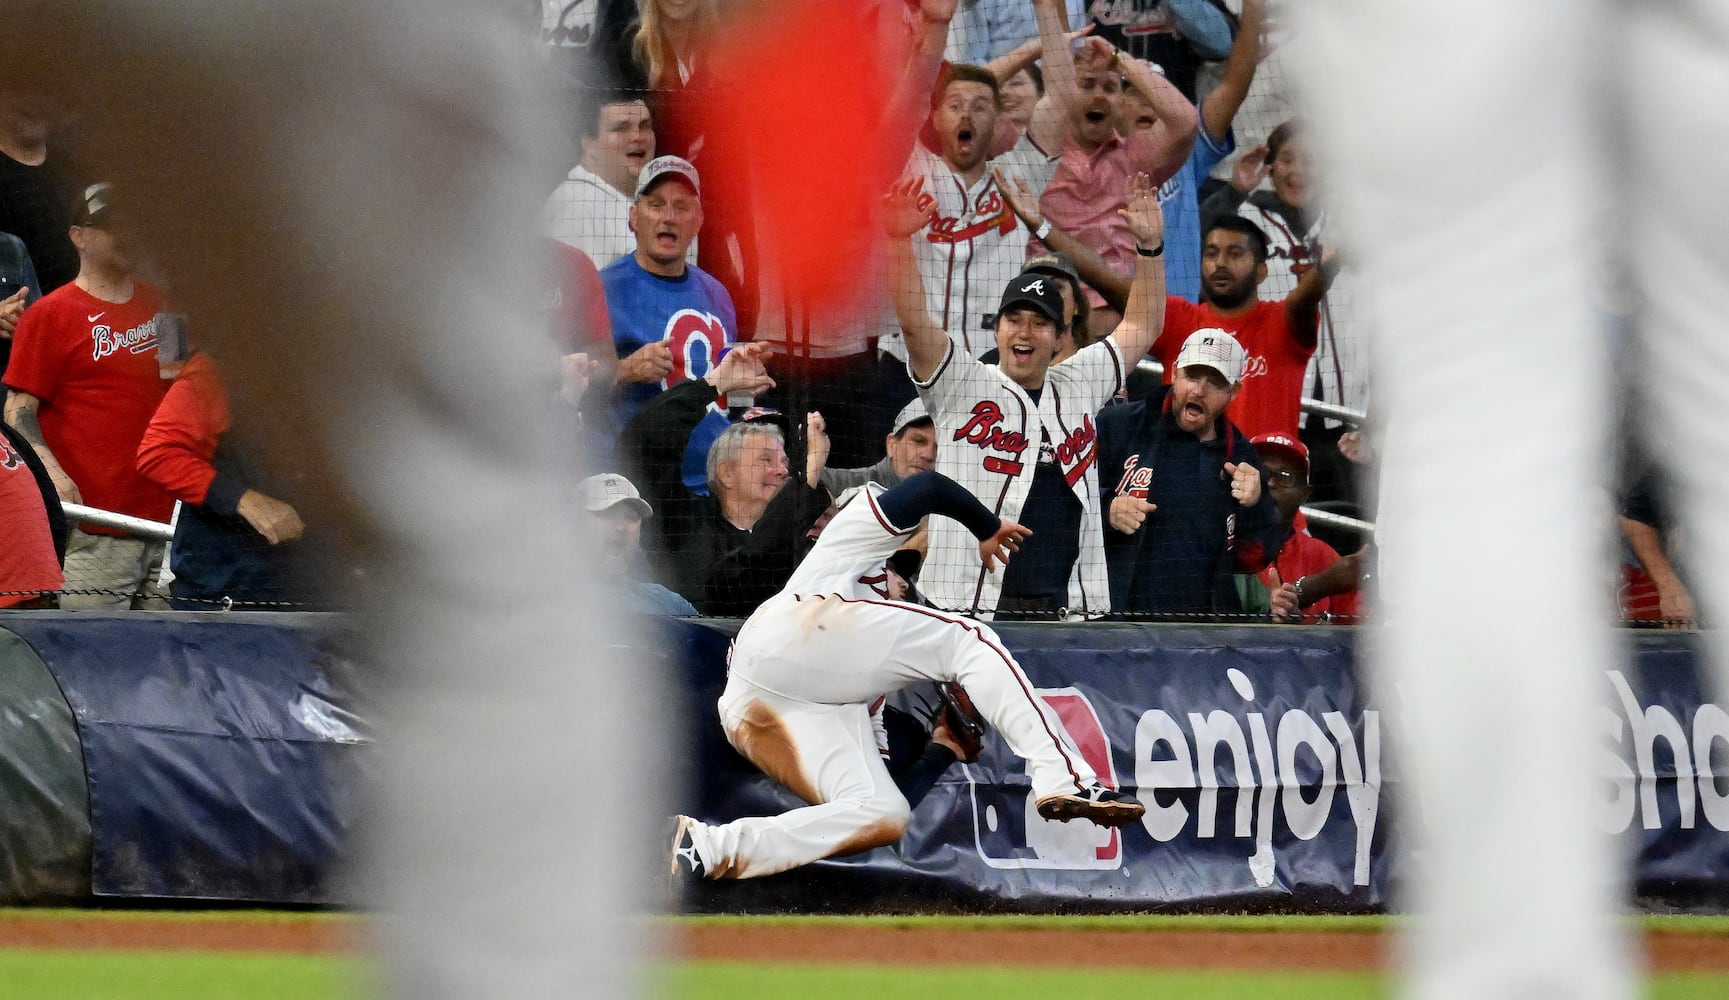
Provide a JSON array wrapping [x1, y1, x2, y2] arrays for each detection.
[[1036, 783, 1146, 828], [669, 815, 707, 879]]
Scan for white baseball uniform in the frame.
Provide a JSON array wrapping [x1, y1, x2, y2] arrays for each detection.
[[680, 481, 1100, 880], [915, 338, 1125, 619], [879, 146, 1032, 363]]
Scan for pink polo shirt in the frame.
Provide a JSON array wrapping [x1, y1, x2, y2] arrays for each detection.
[[1033, 131, 1165, 308]]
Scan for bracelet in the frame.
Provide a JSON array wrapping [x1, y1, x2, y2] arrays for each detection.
[[1032, 218, 1052, 241], [1136, 241, 1164, 258]]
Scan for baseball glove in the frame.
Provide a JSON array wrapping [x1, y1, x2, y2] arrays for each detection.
[[918, 682, 987, 763]]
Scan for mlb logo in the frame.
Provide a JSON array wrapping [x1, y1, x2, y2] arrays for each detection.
[[965, 687, 1127, 870]]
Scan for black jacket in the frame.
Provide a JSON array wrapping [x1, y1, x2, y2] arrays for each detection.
[[1096, 388, 1288, 616], [619, 378, 829, 617]]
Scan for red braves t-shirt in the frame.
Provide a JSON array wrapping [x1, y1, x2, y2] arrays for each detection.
[[3, 281, 174, 528], [0, 433, 62, 606], [1153, 297, 1317, 441]]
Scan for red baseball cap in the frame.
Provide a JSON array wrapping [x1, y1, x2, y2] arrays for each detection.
[[1250, 432, 1309, 474]]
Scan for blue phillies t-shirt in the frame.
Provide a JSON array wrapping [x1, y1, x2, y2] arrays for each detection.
[[600, 254, 737, 492], [1158, 126, 1235, 302]]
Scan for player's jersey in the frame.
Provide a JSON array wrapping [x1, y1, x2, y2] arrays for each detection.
[[777, 483, 916, 600], [916, 338, 1124, 619], [880, 146, 1031, 363]]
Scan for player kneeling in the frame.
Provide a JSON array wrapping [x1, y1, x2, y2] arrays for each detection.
[[670, 471, 1144, 881]]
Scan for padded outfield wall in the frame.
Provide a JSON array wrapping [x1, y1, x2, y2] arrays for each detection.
[[0, 612, 1723, 911]]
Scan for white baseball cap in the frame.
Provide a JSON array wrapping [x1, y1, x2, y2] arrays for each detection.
[[1174, 329, 1247, 384], [890, 398, 932, 436], [579, 473, 652, 518], [634, 155, 700, 199]]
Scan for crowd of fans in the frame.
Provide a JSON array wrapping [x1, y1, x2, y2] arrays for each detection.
[[0, 0, 1692, 628]]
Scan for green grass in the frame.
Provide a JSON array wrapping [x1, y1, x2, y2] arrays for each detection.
[[1, 911, 1727, 999], [0, 950, 368, 1000], [5, 953, 1714, 1000], [656, 963, 1387, 999]]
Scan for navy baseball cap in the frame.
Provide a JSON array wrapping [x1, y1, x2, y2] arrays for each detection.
[[72, 182, 120, 228], [996, 272, 1065, 328]]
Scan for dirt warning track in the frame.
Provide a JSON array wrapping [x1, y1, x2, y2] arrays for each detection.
[[2, 914, 1725, 974]]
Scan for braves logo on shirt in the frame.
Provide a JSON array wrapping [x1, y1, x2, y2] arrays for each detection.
[[90, 317, 160, 361], [1114, 454, 1152, 498], [1055, 415, 1097, 487], [954, 400, 1029, 476], [921, 188, 1016, 245], [662, 308, 728, 388]]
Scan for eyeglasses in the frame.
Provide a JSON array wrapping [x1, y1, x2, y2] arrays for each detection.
[[1265, 469, 1303, 486]]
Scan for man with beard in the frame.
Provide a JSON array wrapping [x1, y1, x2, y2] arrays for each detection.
[[1147, 215, 1336, 441], [893, 64, 1029, 363], [1098, 329, 1286, 617]]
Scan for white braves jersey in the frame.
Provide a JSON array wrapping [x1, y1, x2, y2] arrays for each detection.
[[1239, 201, 1367, 428], [915, 338, 1125, 619], [776, 483, 916, 601], [880, 145, 1031, 363]]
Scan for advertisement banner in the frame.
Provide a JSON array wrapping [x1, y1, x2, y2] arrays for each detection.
[[677, 620, 1724, 913]]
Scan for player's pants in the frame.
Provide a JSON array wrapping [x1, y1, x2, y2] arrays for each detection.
[[1291, 1, 1729, 997], [685, 594, 1098, 880]]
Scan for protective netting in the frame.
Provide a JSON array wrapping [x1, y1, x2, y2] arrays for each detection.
[[0, 2, 1688, 627]]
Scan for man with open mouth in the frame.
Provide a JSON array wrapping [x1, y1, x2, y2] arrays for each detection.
[[542, 92, 662, 269], [1096, 329, 1287, 618], [884, 166, 1167, 622], [1020, 0, 1197, 340], [1146, 213, 1337, 443]]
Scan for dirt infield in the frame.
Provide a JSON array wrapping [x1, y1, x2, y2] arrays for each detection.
[[673, 924, 1729, 974], [1, 914, 1726, 973], [0, 915, 361, 956]]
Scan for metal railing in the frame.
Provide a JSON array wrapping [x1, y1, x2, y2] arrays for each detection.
[[61, 502, 175, 542]]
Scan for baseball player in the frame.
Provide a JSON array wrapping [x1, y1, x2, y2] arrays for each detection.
[[883, 170, 1167, 620], [670, 470, 1145, 881]]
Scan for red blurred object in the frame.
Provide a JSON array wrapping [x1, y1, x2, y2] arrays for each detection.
[[702, 0, 915, 326]]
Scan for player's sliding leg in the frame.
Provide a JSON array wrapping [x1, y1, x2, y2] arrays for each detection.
[[718, 596, 1143, 830], [674, 680, 909, 880], [871, 606, 1144, 827]]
